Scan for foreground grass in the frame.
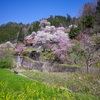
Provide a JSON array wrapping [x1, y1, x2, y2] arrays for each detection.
[[0, 68, 99, 100], [0, 68, 74, 100], [21, 71, 100, 98]]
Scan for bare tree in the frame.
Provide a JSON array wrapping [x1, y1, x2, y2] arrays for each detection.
[[78, 2, 96, 17], [81, 34, 100, 72]]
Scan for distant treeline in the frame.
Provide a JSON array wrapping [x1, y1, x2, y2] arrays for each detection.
[[0, 0, 100, 43]]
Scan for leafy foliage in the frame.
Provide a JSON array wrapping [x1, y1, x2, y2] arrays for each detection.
[[0, 22, 21, 43], [0, 49, 13, 69], [0, 58, 13, 69], [69, 27, 80, 39], [32, 21, 40, 32], [47, 15, 75, 27], [47, 15, 67, 27], [81, 15, 94, 29], [18, 28, 24, 42]]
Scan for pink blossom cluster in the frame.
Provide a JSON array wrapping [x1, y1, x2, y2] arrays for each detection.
[[34, 30, 53, 44], [16, 44, 23, 54], [33, 25, 72, 63], [24, 31, 36, 40], [34, 26, 67, 45], [52, 30, 72, 62], [39, 19, 51, 28]]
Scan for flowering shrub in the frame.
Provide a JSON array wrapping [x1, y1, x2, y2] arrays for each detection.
[[33, 20, 72, 63], [39, 19, 51, 28]]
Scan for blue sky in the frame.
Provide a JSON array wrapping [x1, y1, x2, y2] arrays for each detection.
[[0, 0, 93, 25]]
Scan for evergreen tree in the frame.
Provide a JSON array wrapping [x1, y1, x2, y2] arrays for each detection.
[[0, 22, 21, 43], [66, 14, 72, 26], [18, 28, 24, 42], [32, 21, 40, 32], [82, 15, 94, 28], [28, 27, 33, 35]]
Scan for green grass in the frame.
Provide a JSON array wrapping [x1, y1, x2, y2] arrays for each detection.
[[21, 71, 100, 98], [0, 68, 99, 100], [59, 63, 81, 67], [0, 68, 74, 100]]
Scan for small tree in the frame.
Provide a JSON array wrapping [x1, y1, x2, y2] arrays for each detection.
[[81, 35, 100, 72]]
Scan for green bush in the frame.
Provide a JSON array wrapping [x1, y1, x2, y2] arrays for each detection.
[[69, 27, 80, 39], [0, 58, 13, 69], [0, 49, 13, 69]]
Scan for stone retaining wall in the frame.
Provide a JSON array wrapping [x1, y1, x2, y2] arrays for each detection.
[[14, 56, 100, 74]]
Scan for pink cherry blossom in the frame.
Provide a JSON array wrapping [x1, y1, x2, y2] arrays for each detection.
[[29, 21, 72, 63]]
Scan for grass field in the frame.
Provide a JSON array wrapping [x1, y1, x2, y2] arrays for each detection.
[[0, 68, 99, 100], [21, 71, 100, 98]]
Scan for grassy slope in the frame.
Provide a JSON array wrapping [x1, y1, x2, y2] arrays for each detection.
[[0, 68, 74, 100], [21, 71, 100, 98], [0, 68, 99, 100]]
